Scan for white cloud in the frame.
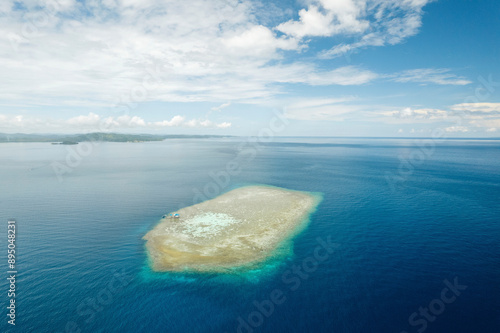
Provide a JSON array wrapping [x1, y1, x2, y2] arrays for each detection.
[[286, 97, 356, 110], [0, 0, 386, 108], [67, 113, 101, 127], [305, 66, 378, 85], [0, 113, 231, 132], [276, 1, 369, 39], [223, 25, 299, 58], [183, 118, 231, 129], [115, 115, 147, 127], [215, 122, 232, 129], [151, 115, 186, 128], [445, 126, 469, 133], [1, 0, 484, 138], [211, 102, 231, 112], [318, 0, 432, 58], [393, 68, 472, 85], [284, 97, 361, 120], [381, 107, 448, 120], [232, 63, 378, 88], [377, 103, 500, 134], [469, 119, 500, 130], [450, 103, 500, 113], [382, 103, 500, 122], [0, 0, 442, 109]]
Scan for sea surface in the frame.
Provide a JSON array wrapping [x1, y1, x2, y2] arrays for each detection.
[[0, 137, 499, 333]]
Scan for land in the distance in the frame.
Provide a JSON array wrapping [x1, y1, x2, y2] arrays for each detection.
[[0, 132, 232, 143], [144, 185, 321, 273]]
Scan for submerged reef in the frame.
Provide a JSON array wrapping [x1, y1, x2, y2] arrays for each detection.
[[144, 185, 321, 272]]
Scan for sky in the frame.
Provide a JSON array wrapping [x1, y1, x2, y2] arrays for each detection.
[[0, 0, 499, 137]]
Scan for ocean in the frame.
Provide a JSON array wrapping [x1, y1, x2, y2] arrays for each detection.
[[1, 137, 499, 333]]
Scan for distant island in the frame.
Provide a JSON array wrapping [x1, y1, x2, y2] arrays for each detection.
[[51, 141, 79, 145], [144, 185, 322, 273], [0, 132, 233, 143]]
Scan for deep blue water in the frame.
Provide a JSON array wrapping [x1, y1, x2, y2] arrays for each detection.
[[0, 138, 499, 333]]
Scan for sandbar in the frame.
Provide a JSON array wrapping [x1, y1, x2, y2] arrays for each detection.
[[143, 185, 321, 272]]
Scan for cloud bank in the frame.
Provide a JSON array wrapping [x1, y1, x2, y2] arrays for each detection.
[[379, 103, 500, 133], [0, 113, 231, 132], [0, 0, 439, 107]]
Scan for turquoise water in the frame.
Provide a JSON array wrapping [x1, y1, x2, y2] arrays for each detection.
[[0, 138, 499, 332]]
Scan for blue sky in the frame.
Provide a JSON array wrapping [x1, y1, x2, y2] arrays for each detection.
[[0, 0, 499, 136]]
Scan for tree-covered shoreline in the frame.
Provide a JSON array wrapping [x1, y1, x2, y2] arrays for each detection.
[[0, 133, 232, 143]]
